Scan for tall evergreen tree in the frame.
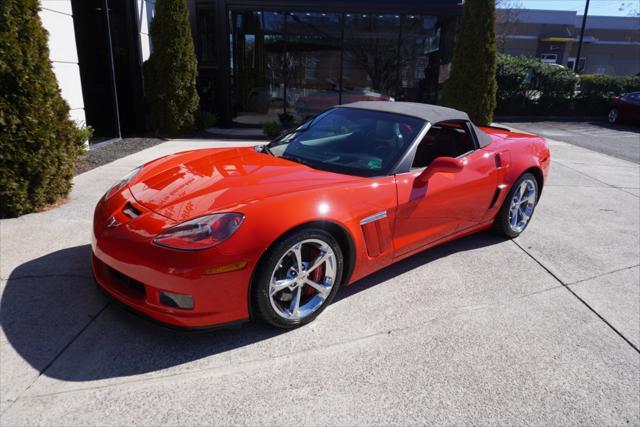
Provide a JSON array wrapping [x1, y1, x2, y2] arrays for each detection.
[[0, 0, 79, 217], [143, 0, 199, 135], [441, 0, 498, 125]]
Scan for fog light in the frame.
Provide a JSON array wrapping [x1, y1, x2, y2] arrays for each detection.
[[159, 291, 194, 309]]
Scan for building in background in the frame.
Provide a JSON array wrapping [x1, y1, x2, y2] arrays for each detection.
[[190, 0, 463, 126], [497, 8, 640, 76], [40, 0, 153, 139], [42, 0, 462, 134]]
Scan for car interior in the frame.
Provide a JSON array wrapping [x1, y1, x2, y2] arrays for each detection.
[[412, 121, 477, 169]]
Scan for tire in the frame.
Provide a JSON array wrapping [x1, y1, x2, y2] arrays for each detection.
[[493, 173, 539, 238], [609, 108, 619, 124], [252, 228, 344, 329]]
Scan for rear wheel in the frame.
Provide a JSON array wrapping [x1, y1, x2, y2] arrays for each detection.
[[252, 229, 343, 329], [609, 107, 619, 124], [493, 173, 538, 238]]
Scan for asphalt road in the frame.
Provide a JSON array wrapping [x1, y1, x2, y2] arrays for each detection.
[[501, 120, 640, 164], [1, 134, 639, 425]]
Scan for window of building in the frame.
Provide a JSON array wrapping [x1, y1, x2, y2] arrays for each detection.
[[342, 14, 400, 103], [286, 12, 342, 121], [398, 15, 441, 104], [230, 11, 286, 125], [196, 5, 216, 65]]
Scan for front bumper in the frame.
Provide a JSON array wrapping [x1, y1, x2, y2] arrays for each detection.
[[92, 191, 255, 328]]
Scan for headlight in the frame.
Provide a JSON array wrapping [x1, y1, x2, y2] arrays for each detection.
[[153, 213, 244, 251], [104, 166, 141, 200]]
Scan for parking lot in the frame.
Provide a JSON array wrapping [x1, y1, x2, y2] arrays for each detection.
[[504, 120, 640, 164], [1, 126, 639, 425]]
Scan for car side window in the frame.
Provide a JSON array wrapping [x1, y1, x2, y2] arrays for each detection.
[[411, 121, 476, 169]]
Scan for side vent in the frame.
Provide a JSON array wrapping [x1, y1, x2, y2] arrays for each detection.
[[489, 188, 501, 209], [360, 211, 392, 258], [489, 184, 508, 209], [494, 153, 502, 168]]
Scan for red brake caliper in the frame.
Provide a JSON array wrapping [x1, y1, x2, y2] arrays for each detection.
[[306, 248, 324, 296]]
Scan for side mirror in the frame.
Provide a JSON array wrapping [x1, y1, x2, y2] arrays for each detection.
[[416, 157, 464, 185]]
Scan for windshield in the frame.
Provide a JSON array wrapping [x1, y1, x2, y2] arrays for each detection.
[[267, 108, 426, 177]]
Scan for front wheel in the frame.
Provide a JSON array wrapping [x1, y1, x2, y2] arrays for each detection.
[[609, 107, 619, 124], [493, 173, 539, 238], [252, 229, 343, 329]]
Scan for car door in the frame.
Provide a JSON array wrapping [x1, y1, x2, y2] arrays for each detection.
[[392, 122, 498, 258]]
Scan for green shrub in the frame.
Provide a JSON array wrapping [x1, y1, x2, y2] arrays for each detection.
[[262, 121, 283, 139], [143, 0, 199, 135], [576, 74, 640, 114], [441, 0, 497, 125], [535, 65, 579, 112], [0, 0, 80, 217], [495, 54, 539, 112], [73, 124, 94, 155], [496, 54, 639, 115]]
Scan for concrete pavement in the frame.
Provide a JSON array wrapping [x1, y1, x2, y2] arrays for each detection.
[[1, 134, 638, 425], [503, 121, 640, 164]]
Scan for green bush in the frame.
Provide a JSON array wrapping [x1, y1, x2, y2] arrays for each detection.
[[576, 74, 640, 114], [0, 0, 80, 217], [73, 124, 94, 155], [441, 0, 497, 125], [262, 121, 283, 139], [143, 0, 199, 135], [535, 65, 579, 112], [495, 55, 539, 112], [496, 54, 639, 115]]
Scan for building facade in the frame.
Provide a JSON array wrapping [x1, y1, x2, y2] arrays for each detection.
[[189, 0, 463, 125], [42, 0, 462, 136], [40, 0, 153, 139], [497, 9, 640, 76]]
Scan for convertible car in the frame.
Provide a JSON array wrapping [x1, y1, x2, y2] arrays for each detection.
[[92, 102, 550, 329]]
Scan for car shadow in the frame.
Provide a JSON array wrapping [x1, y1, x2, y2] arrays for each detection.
[[1, 232, 505, 382]]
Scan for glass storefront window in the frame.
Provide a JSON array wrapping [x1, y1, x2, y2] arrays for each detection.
[[225, 9, 452, 126], [399, 15, 441, 104], [196, 5, 216, 65], [230, 11, 286, 125], [285, 12, 342, 121], [342, 14, 400, 103]]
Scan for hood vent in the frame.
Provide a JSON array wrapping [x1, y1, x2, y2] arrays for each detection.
[[122, 202, 142, 219]]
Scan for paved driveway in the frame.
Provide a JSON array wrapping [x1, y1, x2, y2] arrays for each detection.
[[1, 134, 639, 425], [503, 120, 640, 164]]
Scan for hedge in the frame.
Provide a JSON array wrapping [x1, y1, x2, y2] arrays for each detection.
[[575, 74, 640, 114], [496, 54, 640, 115], [0, 0, 80, 217]]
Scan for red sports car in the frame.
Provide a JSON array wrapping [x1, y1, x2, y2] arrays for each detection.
[[92, 102, 550, 329]]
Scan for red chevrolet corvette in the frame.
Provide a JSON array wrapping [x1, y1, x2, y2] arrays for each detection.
[[92, 102, 550, 329]]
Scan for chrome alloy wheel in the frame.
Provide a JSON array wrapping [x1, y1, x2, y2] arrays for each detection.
[[609, 108, 619, 124], [508, 178, 537, 233], [268, 239, 337, 321]]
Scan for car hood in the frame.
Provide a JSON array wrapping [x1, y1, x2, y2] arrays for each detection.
[[128, 147, 361, 222]]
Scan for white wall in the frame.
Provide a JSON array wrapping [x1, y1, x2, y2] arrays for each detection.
[[39, 0, 86, 126]]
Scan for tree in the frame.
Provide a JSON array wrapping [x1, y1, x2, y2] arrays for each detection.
[[441, 0, 498, 125], [0, 0, 79, 217], [495, 0, 523, 50], [143, 0, 199, 135]]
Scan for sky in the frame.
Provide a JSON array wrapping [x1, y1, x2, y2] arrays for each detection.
[[503, 0, 640, 17]]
